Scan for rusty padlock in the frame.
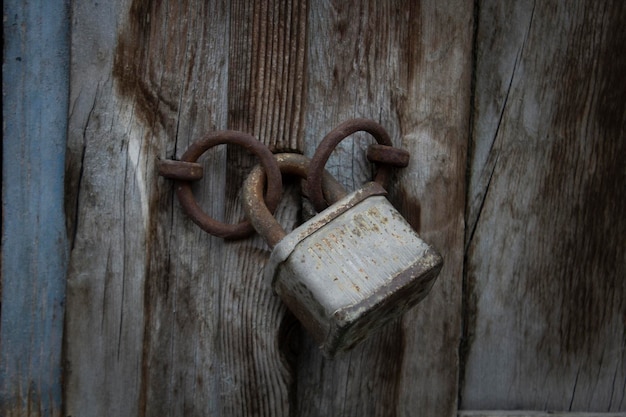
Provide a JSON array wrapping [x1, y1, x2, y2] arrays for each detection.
[[243, 153, 443, 357]]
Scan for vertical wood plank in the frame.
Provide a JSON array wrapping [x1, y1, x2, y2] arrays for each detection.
[[217, 1, 307, 415], [65, 1, 230, 416], [462, 0, 626, 411], [1, 1, 69, 416], [298, 1, 472, 416], [66, 0, 307, 416]]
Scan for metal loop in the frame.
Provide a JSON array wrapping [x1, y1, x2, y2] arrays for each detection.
[[243, 153, 347, 249], [307, 118, 395, 212], [173, 130, 282, 239]]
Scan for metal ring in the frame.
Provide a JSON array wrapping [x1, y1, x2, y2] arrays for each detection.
[[175, 130, 282, 239], [307, 118, 393, 212]]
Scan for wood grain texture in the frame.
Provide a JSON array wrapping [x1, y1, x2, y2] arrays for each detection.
[[65, 0, 471, 416], [218, 1, 307, 415], [66, 0, 305, 416], [65, 1, 230, 416], [1, 1, 69, 416], [297, 1, 472, 417], [228, 0, 308, 152], [462, 0, 626, 412]]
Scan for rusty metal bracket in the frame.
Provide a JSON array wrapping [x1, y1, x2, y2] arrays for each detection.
[[367, 144, 410, 168], [158, 159, 204, 181]]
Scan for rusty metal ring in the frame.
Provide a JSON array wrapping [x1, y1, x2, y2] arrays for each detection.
[[307, 118, 393, 212], [175, 130, 282, 239]]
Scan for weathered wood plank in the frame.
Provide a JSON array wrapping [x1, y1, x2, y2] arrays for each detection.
[[462, 0, 626, 412], [297, 1, 472, 416], [1, 1, 69, 416], [66, 0, 306, 416], [65, 1, 230, 416], [217, 1, 308, 415]]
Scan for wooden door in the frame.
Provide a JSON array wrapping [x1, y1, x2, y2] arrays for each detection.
[[2, 1, 625, 417], [63, 1, 470, 416]]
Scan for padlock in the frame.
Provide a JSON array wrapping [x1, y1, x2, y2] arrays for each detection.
[[243, 153, 443, 357]]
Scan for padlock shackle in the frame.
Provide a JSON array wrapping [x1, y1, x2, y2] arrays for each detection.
[[243, 153, 347, 249], [307, 118, 395, 212]]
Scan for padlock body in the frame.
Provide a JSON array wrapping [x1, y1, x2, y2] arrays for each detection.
[[266, 182, 443, 357]]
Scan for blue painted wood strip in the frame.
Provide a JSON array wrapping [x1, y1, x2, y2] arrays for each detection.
[[1, 1, 70, 415]]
